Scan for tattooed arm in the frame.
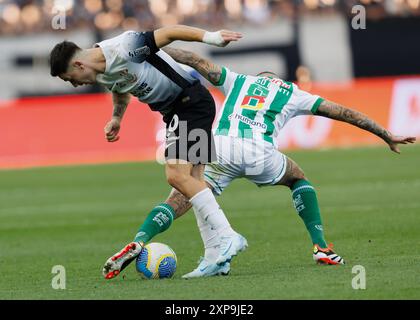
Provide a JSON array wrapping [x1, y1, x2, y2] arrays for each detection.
[[163, 47, 223, 85], [112, 92, 131, 120], [104, 92, 131, 143], [316, 100, 416, 153]]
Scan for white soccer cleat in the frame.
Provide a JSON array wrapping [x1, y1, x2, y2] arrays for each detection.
[[215, 232, 248, 265], [102, 241, 144, 279], [182, 257, 230, 279]]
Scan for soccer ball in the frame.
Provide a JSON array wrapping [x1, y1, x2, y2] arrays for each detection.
[[135, 242, 177, 279]]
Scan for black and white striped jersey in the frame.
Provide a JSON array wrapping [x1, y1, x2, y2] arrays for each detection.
[[95, 30, 197, 115]]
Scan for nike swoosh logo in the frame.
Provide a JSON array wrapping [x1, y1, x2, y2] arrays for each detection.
[[222, 242, 233, 255], [199, 266, 209, 272]]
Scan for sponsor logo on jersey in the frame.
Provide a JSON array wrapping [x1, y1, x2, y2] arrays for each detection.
[[128, 46, 151, 58], [269, 78, 291, 89], [240, 95, 266, 110], [228, 113, 267, 130], [131, 81, 153, 98]]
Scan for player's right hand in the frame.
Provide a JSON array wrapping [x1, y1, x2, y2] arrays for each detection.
[[104, 118, 121, 143]]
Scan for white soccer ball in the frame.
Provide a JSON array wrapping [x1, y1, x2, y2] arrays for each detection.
[[135, 242, 177, 279]]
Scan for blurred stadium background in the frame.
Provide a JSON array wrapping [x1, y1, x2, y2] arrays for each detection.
[[0, 0, 419, 168]]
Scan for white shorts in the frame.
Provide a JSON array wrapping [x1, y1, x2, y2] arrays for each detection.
[[204, 135, 287, 195]]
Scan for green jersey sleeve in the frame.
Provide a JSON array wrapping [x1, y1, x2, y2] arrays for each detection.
[[290, 84, 324, 117], [215, 67, 239, 96]]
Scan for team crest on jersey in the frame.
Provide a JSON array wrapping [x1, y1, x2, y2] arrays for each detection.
[[240, 95, 266, 111], [116, 69, 138, 88], [240, 81, 269, 110]]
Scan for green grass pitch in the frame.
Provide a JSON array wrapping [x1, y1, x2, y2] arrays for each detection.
[[0, 145, 419, 299]]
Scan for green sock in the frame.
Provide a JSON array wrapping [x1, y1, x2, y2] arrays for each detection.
[[291, 180, 328, 248], [134, 203, 175, 244]]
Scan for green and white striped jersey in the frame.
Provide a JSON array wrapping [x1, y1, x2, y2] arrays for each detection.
[[214, 67, 324, 144]]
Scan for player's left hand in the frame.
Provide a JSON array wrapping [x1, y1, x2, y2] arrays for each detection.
[[104, 118, 121, 143], [218, 30, 243, 46], [387, 135, 416, 153], [203, 30, 243, 47]]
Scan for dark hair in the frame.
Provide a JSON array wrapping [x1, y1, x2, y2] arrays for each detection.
[[49, 41, 81, 77], [257, 71, 279, 78]]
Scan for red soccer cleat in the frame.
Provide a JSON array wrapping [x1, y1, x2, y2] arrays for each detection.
[[102, 242, 144, 279]]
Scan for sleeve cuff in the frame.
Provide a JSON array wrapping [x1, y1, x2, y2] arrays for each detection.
[[215, 67, 227, 86], [145, 31, 159, 53], [311, 97, 324, 114]]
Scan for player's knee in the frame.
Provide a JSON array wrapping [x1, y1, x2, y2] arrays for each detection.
[[279, 161, 307, 188], [289, 168, 306, 186], [295, 168, 306, 181]]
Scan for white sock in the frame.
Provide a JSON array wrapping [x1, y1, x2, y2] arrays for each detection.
[[193, 206, 220, 262], [190, 188, 235, 238]]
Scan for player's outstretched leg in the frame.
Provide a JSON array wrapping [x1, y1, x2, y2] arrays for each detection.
[[278, 157, 345, 265], [291, 180, 345, 265], [102, 203, 176, 279]]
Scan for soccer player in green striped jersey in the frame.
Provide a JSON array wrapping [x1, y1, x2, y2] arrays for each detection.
[[107, 47, 415, 279], [159, 47, 415, 278]]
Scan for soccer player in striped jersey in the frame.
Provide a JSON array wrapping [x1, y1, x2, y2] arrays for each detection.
[[153, 47, 414, 278]]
